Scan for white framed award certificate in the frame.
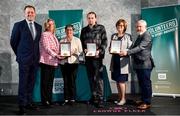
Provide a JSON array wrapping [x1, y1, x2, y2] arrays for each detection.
[[60, 42, 71, 57], [86, 43, 96, 56], [110, 40, 121, 54]]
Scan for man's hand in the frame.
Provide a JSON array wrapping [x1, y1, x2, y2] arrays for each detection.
[[119, 50, 128, 56], [108, 47, 111, 53], [95, 50, 100, 58], [84, 49, 88, 53]]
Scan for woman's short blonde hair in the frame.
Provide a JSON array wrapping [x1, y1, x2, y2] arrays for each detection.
[[44, 18, 56, 33], [116, 19, 127, 32]]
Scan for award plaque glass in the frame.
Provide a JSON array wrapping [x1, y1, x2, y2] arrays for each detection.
[[86, 43, 96, 56], [60, 42, 71, 57], [110, 40, 121, 54]]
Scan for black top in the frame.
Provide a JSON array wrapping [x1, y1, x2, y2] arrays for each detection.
[[112, 36, 123, 70]]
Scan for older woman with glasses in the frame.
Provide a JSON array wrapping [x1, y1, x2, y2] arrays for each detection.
[[60, 24, 83, 105]]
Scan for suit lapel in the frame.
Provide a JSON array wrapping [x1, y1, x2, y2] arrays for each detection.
[[24, 20, 34, 40], [34, 23, 40, 40], [132, 35, 142, 48]]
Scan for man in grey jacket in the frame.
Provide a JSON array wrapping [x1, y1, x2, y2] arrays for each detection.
[[120, 20, 155, 110]]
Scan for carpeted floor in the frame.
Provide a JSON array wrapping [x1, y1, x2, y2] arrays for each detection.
[[0, 94, 180, 115]]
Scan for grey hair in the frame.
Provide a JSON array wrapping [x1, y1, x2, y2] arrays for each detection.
[[137, 20, 147, 27]]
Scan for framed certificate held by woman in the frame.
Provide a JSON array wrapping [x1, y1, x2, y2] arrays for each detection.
[[60, 42, 71, 57], [110, 40, 121, 54]]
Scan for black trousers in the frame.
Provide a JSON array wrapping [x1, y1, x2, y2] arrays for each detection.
[[18, 63, 38, 107], [60, 63, 78, 100], [85, 58, 104, 100], [40, 63, 55, 104]]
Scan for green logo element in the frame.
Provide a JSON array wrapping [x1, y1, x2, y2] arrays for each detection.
[[55, 22, 81, 39], [147, 18, 178, 37]]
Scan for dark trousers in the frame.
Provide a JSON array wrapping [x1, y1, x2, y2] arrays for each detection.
[[61, 63, 78, 100], [136, 69, 152, 105], [40, 63, 55, 104], [18, 63, 38, 107], [85, 58, 104, 100]]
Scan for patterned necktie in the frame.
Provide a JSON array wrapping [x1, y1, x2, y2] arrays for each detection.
[[29, 22, 35, 39]]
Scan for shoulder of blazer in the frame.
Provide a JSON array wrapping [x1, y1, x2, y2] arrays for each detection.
[[60, 38, 66, 42], [141, 31, 151, 38], [73, 36, 81, 45], [34, 22, 42, 29], [41, 31, 48, 36], [15, 19, 27, 28], [18, 19, 26, 24], [111, 33, 118, 40], [124, 33, 131, 37], [12, 20, 29, 35], [124, 33, 132, 39], [73, 36, 80, 41]]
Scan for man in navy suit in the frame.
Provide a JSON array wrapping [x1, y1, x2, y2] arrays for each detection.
[[10, 5, 42, 114]]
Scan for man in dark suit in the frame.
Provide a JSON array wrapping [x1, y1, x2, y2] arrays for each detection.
[[10, 5, 42, 114], [120, 20, 155, 110]]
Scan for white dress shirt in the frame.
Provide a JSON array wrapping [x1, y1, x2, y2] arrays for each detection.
[[26, 19, 36, 39]]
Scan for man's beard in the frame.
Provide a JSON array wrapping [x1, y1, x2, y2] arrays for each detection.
[[137, 31, 145, 35]]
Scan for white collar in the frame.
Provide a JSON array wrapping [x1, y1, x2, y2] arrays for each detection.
[[26, 19, 34, 24]]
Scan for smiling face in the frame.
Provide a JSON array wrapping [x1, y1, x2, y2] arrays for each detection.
[[116, 22, 125, 34], [44, 19, 55, 33], [24, 7, 36, 21], [48, 20, 55, 33], [115, 19, 127, 35], [65, 26, 74, 38]]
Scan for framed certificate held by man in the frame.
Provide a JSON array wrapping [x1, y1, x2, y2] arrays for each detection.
[[110, 40, 121, 54], [60, 42, 71, 57], [86, 43, 96, 56]]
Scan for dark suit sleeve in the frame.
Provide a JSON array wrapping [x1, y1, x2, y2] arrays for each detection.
[[127, 32, 151, 55], [10, 22, 20, 55]]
